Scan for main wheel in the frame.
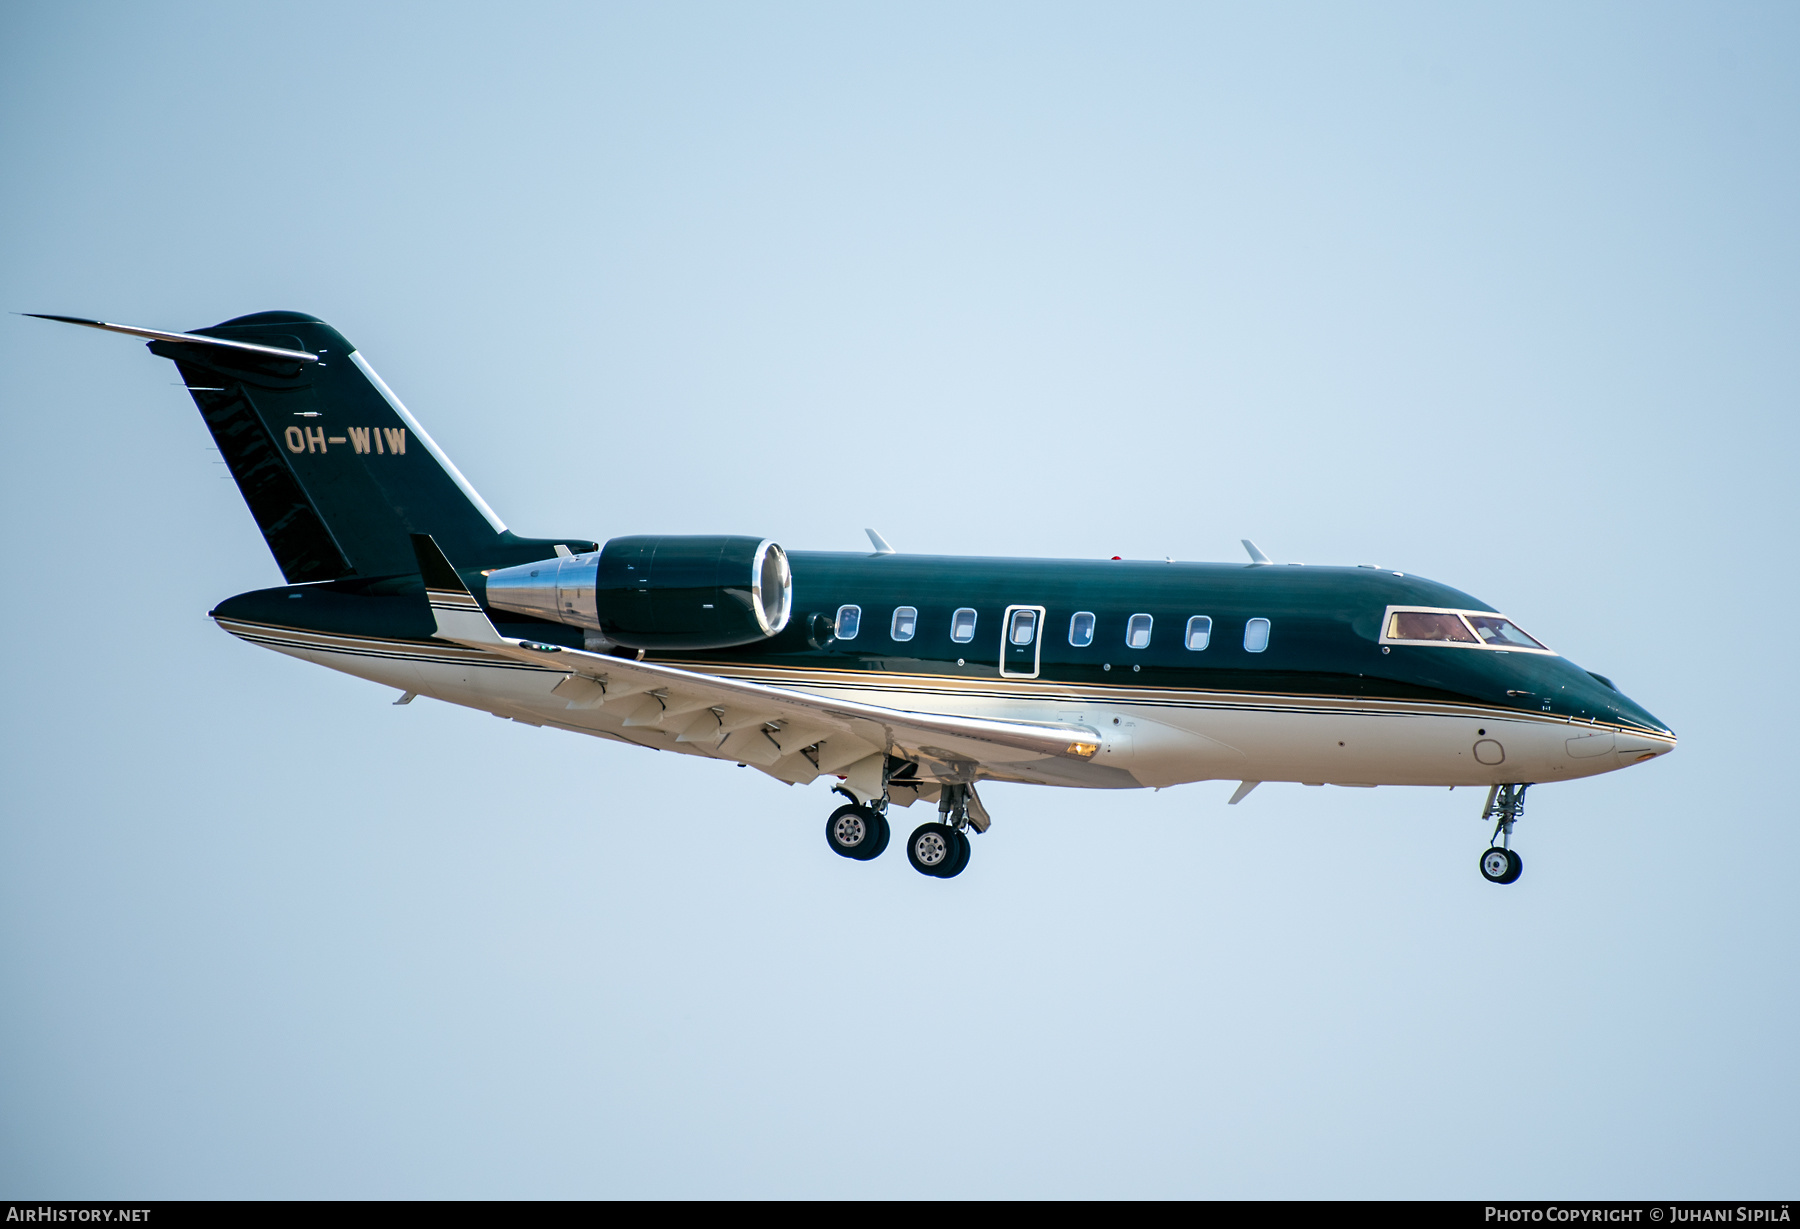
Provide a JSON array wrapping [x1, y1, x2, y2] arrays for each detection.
[[907, 823, 959, 876], [826, 804, 885, 861], [939, 827, 972, 879], [1480, 847, 1522, 884]]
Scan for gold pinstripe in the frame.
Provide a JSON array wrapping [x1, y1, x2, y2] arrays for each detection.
[[214, 616, 1671, 746]]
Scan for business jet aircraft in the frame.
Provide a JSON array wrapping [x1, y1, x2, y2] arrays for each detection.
[[35, 310, 1675, 883]]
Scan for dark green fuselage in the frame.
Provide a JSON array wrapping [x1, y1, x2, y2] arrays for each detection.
[[214, 551, 1669, 738]]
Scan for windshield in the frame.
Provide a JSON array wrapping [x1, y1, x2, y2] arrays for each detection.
[[1465, 615, 1547, 650], [1383, 607, 1552, 652], [1387, 611, 1477, 643]]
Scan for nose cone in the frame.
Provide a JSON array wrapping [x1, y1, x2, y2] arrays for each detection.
[[1595, 681, 1674, 741], [1615, 727, 1676, 766], [1576, 672, 1676, 767]]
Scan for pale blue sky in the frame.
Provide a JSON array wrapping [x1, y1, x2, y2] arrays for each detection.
[[2, 1, 1796, 1197]]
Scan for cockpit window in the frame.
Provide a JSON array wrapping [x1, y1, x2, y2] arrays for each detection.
[[1465, 615, 1546, 650], [1387, 611, 1477, 643], [1381, 606, 1554, 653]]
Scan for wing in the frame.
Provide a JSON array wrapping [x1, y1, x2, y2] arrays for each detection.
[[411, 535, 1102, 797]]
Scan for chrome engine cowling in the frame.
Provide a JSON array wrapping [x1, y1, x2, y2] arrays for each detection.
[[482, 550, 602, 628], [484, 535, 792, 651]]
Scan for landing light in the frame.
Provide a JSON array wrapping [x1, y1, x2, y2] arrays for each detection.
[[1067, 742, 1099, 757]]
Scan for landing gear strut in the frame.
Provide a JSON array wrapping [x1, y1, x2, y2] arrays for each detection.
[[907, 784, 975, 879], [824, 784, 889, 861], [1479, 783, 1527, 885]]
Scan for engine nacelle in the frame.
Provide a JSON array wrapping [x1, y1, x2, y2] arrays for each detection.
[[484, 535, 792, 650]]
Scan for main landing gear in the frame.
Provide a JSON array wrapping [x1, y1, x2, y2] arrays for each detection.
[[906, 783, 976, 879], [822, 781, 979, 879], [1479, 783, 1527, 885], [824, 786, 890, 862]]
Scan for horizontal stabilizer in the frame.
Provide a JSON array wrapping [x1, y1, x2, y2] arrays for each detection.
[[25, 314, 319, 362]]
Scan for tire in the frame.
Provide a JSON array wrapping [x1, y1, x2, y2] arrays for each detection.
[[1499, 849, 1523, 884], [867, 812, 892, 859], [826, 804, 883, 860], [938, 828, 972, 879], [1479, 847, 1512, 883], [907, 823, 958, 876]]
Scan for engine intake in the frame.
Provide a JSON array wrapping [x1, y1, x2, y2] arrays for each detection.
[[484, 535, 792, 650]]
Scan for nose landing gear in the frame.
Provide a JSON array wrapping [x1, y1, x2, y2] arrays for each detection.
[[1480, 845, 1522, 884], [1479, 783, 1527, 885]]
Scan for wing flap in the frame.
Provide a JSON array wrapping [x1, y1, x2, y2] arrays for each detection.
[[507, 640, 1097, 767], [814, 734, 882, 774]]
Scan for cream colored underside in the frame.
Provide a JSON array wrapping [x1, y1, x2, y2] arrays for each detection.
[[218, 619, 1673, 800]]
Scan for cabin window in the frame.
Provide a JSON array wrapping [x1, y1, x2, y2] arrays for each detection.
[[1069, 611, 1095, 647], [1465, 615, 1546, 650], [890, 606, 917, 642], [1185, 616, 1213, 651], [1008, 608, 1038, 646], [1126, 614, 1153, 649], [950, 607, 978, 643], [1244, 617, 1270, 653], [1387, 611, 1476, 643], [835, 605, 861, 640]]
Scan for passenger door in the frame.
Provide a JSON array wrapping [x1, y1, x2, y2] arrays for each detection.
[[999, 605, 1046, 679]]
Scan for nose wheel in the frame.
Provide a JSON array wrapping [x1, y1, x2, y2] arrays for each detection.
[[1478, 783, 1528, 885], [1480, 846, 1523, 884]]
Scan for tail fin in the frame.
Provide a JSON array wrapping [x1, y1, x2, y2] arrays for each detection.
[[38, 310, 591, 582]]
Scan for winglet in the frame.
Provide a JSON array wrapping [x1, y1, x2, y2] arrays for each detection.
[[865, 528, 896, 555], [410, 533, 503, 645], [1241, 540, 1272, 566]]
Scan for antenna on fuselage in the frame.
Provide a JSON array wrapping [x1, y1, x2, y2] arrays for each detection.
[[865, 528, 896, 555], [1241, 539, 1272, 566]]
